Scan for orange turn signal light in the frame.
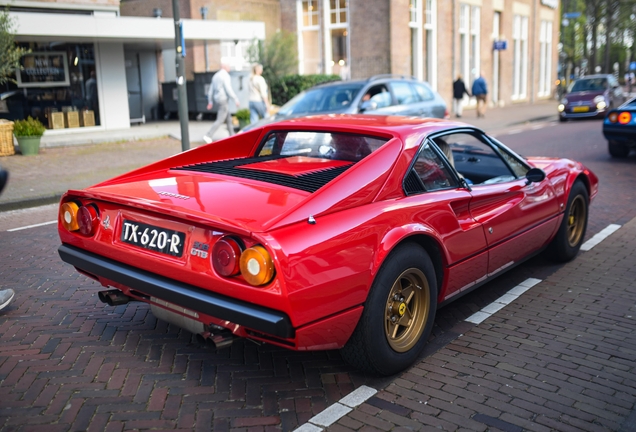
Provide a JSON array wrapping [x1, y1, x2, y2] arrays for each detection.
[[608, 112, 618, 123], [60, 202, 80, 231], [239, 245, 275, 286], [618, 111, 632, 125]]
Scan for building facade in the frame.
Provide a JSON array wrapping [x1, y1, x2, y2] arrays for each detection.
[[1, 0, 267, 132], [280, 0, 560, 108]]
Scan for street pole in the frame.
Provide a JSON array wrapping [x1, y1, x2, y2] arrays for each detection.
[[172, 0, 190, 151], [201, 6, 209, 72]]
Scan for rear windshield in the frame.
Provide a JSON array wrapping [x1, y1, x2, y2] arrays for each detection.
[[570, 78, 608, 92], [277, 84, 364, 116], [258, 131, 389, 162]]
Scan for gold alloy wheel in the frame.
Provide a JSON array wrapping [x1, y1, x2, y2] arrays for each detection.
[[567, 195, 586, 247], [384, 268, 430, 353]]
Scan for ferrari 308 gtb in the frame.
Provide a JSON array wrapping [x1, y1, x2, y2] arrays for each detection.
[[58, 115, 598, 375]]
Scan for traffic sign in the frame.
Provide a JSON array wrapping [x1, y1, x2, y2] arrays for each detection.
[[493, 40, 508, 51], [563, 12, 582, 19]]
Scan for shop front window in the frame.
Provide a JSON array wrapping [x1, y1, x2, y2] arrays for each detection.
[[4, 42, 100, 129]]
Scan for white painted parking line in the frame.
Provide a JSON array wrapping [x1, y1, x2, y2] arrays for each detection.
[[466, 278, 542, 325], [580, 224, 621, 251], [7, 220, 57, 232], [293, 385, 377, 431]]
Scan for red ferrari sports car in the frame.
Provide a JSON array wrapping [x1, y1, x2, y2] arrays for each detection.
[[58, 115, 598, 375]]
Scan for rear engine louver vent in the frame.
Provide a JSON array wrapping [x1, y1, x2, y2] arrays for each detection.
[[172, 156, 352, 193], [404, 169, 425, 195]]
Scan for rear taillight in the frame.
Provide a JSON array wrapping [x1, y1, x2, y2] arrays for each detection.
[[240, 245, 275, 286], [77, 205, 99, 236], [618, 111, 632, 125], [60, 201, 99, 236], [60, 202, 80, 231], [212, 236, 243, 276], [608, 112, 618, 123]]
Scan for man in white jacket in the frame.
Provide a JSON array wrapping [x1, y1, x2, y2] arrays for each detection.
[[203, 63, 240, 143]]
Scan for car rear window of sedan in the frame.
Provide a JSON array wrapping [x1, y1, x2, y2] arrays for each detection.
[[258, 131, 389, 162]]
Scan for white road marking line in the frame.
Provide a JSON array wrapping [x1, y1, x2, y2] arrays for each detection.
[[580, 224, 621, 251], [466, 278, 542, 325], [506, 129, 522, 135], [7, 220, 57, 232], [293, 385, 377, 431]]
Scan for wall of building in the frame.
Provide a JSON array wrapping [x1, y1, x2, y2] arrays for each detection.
[[120, 0, 280, 76], [96, 42, 130, 130], [349, 0, 390, 79]]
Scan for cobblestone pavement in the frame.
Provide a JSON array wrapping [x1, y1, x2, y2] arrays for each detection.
[[321, 217, 636, 432]]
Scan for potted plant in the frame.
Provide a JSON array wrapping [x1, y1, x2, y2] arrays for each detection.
[[13, 116, 45, 155], [235, 108, 251, 129]]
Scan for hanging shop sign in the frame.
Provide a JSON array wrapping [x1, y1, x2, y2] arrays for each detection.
[[16, 52, 70, 88]]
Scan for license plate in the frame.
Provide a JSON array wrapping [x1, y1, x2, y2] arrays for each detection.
[[572, 106, 589, 112], [121, 220, 186, 257]]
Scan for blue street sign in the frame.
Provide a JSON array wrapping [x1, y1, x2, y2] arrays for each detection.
[[493, 40, 508, 51], [631, 62, 636, 71], [563, 12, 581, 19]]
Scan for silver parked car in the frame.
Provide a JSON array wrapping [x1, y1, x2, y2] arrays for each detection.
[[243, 75, 448, 131]]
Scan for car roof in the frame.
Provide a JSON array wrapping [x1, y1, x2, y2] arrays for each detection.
[[262, 114, 476, 150], [313, 75, 426, 89]]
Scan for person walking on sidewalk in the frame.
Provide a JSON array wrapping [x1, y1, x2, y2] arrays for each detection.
[[472, 71, 488, 118], [203, 63, 240, 143], [452, 75, 470, 118], [249, 63, 269, 124]]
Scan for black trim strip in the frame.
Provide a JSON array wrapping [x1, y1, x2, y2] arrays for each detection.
[[58, 244, 294, 339]]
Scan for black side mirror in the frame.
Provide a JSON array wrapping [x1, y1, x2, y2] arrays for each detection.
[[359, 100, 377, 113], [525, 167, 546, 185]]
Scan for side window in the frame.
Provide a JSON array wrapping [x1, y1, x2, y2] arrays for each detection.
[[362, 84, 392, 109], [412, 83, 434, 102], [412, 141, 459, 191], [391, 81, 418, 105], [433, 132, 516, 185]]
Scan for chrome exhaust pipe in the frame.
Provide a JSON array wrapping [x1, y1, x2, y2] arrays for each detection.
[[209, 330, 234, 349], [98, 289, 131, 306]]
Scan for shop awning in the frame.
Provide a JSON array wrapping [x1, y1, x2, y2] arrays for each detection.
[[10, 12, 265, 47]]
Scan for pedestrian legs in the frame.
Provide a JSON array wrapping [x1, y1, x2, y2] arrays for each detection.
[[476, 95, 487, 117], [453, 98, 463, 117], [249, 101, 267, 124], [205, 101, 232, 141]]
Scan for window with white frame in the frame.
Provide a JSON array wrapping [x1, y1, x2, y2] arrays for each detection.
[[470, 6, 480, 80], [512, 14, 528, 99], [538, 20, 553, 97], [424, 0, 437, 90], [459, 4, 469, 85], [297, 0, 322, 74], [325, 0, 350, 79], [220, 40, 253, 71], [459, 4, 478, 104], [409, 0, 423, 81]]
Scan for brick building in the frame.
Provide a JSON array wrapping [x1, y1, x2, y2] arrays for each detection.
[[280, 0, 560, 108]]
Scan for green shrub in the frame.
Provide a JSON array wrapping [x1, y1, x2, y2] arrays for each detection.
[[270, 74, 341, 106], [235, 108, 251, 122], [13, 116, 45, 137]]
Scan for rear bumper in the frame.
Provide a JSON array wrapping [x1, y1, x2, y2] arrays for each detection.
[[58, 243, 294, 339], [603, 125, 636, 143]]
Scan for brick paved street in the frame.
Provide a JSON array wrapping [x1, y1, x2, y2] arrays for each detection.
[[323, 217, 636, 432]]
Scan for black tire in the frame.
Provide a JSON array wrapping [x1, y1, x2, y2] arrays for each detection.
[[608, 140, 630, 158], [341, 243, 437, 376], [545, 180, 588, 262], [559, 116, 567, 122]]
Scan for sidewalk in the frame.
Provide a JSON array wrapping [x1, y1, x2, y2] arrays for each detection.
[[0, 100, 558, 212]]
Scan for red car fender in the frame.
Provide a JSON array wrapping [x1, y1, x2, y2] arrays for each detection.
[[372, 222, 447, 282]]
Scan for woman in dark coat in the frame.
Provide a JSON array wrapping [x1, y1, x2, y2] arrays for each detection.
[[453, 75, 470, 118]]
